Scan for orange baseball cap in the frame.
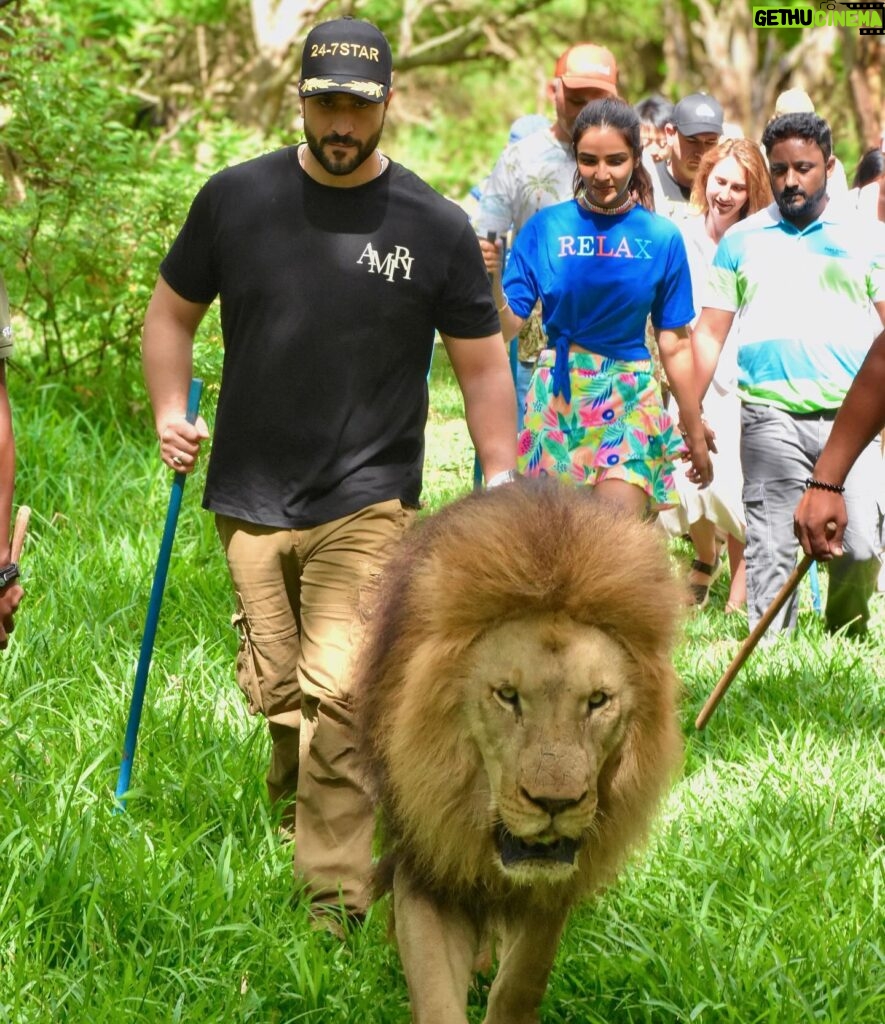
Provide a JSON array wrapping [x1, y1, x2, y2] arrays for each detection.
[[554, 44, 618, 95]]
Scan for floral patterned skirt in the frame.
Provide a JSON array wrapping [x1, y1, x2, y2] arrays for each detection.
[[517, 349, 685, 509]]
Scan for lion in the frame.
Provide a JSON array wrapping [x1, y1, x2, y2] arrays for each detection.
[[355, 479, 685, 1024]]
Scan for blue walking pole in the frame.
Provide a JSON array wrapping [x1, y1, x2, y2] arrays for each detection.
[[114, 379, 204, 810]]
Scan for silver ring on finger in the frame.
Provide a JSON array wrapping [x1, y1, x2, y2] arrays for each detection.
[[172, 455, 184, 467]]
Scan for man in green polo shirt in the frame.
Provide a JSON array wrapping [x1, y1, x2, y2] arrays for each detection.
[[693, 112, 885, 637]]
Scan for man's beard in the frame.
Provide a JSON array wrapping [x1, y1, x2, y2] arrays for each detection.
[[776, 180, 827, 223], [304, 120, 384, 177]]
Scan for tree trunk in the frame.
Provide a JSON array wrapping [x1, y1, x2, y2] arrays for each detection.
[[0, 144, 26, 205], [845, 31, 884, 150], [234, 0, 337, 129]]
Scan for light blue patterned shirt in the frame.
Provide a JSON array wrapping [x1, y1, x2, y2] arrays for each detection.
[[704, 203, 885, 413]]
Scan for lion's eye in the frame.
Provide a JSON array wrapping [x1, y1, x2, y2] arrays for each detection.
[[494, 686, 520, 710], [588, 692, 609, 711]]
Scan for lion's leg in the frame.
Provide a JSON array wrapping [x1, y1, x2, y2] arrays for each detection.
[[483, 909, 568, 1024], [393, 868, 479, 1024]]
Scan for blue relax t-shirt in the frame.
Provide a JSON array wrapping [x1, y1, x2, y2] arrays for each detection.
[[503, 199, 694, 364]]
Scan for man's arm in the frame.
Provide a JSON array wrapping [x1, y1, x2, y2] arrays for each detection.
[[794, 327, 885, 560], [488, 264, 526, 344], [0, 360, 22, 647], [441, 332, 518, 482], [691, 306, 736, 402], [142, 276, 211, 473]]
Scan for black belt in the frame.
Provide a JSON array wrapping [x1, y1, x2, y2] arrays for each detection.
[[789, 408, 839, 420]]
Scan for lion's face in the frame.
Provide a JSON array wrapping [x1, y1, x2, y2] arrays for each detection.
[[463, 613, 637, 883], [357, 481, 684, 908]]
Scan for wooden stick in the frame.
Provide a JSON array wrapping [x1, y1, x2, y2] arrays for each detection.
[[695, 554, 813, 730], [10, 505, 30, 562]]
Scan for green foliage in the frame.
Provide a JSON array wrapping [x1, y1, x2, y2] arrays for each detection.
[[380, 0, 669, 198], [0, 1, 254, 377], [0, 9, 174, 373], [385, 65, 542, 200], [80, 0, 235, 40]]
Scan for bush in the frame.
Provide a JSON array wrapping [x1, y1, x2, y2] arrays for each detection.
[[0, 4, 227, 378]]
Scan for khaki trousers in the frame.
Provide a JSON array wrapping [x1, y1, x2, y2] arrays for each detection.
[[216, 499, 416, 911]]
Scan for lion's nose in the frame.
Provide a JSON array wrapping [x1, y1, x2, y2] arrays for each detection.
[[520, 790, 587, 816]]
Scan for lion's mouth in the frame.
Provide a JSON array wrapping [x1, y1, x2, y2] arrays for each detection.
[[494, 825, 580, 868]]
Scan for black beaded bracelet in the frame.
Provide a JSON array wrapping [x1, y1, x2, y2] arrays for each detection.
[[805, 477, 845, 494], [0, 562, 19, 588]]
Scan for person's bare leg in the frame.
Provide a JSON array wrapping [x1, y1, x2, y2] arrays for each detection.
[[725, 536, 746, 613], [687, 516, 721, 605], [689, 517, 718, 572], [593, 478, 648, 517]]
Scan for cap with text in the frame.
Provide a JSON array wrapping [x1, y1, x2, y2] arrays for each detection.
[[672, 93, 724, 137], [554, 44, 618, 96], [299, 18, 392, 104]]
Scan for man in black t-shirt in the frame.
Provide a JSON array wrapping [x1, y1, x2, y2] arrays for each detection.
[[142, 17, 517, 933]]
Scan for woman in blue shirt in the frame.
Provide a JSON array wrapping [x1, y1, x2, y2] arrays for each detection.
[[493, 97, 711, 516]]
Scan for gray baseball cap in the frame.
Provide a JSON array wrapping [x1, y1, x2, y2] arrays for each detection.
[[673, 93, 724, 136]]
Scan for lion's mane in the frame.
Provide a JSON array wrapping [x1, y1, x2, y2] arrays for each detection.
[[355, 479, 685, 917]]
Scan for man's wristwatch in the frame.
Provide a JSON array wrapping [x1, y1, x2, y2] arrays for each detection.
[[0, 563, 20, 588], [486, 469, 517, 488]]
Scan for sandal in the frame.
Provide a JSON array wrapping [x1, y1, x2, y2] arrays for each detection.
[[688, 558, 721, 609]]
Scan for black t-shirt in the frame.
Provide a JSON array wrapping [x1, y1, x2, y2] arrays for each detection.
[[160, 148, 498, 528], [654, 159, 692, 204]]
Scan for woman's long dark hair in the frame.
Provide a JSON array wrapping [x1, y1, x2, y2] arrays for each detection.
[[572, 98, 655, 212]]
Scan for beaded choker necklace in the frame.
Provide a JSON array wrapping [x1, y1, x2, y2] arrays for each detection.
[[578, 188, 635, 216]]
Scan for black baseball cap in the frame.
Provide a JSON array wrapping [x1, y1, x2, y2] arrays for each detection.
[[298, 18, 393, 104]]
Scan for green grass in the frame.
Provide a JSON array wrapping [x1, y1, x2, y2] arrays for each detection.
[[1, 346, 883, 1022]]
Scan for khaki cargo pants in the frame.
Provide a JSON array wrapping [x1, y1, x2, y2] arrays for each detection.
[[216, 499, 416, 912]]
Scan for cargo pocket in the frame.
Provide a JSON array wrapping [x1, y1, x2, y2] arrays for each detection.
[[230, 609, 301, 719], [355, 500, 418, 632], [231, 610, 262, 716], [741, 480, 770, 550]]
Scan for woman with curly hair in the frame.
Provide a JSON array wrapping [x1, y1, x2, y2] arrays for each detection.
[[491, 97, 711, 517], [661, 138, 772, 609]]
